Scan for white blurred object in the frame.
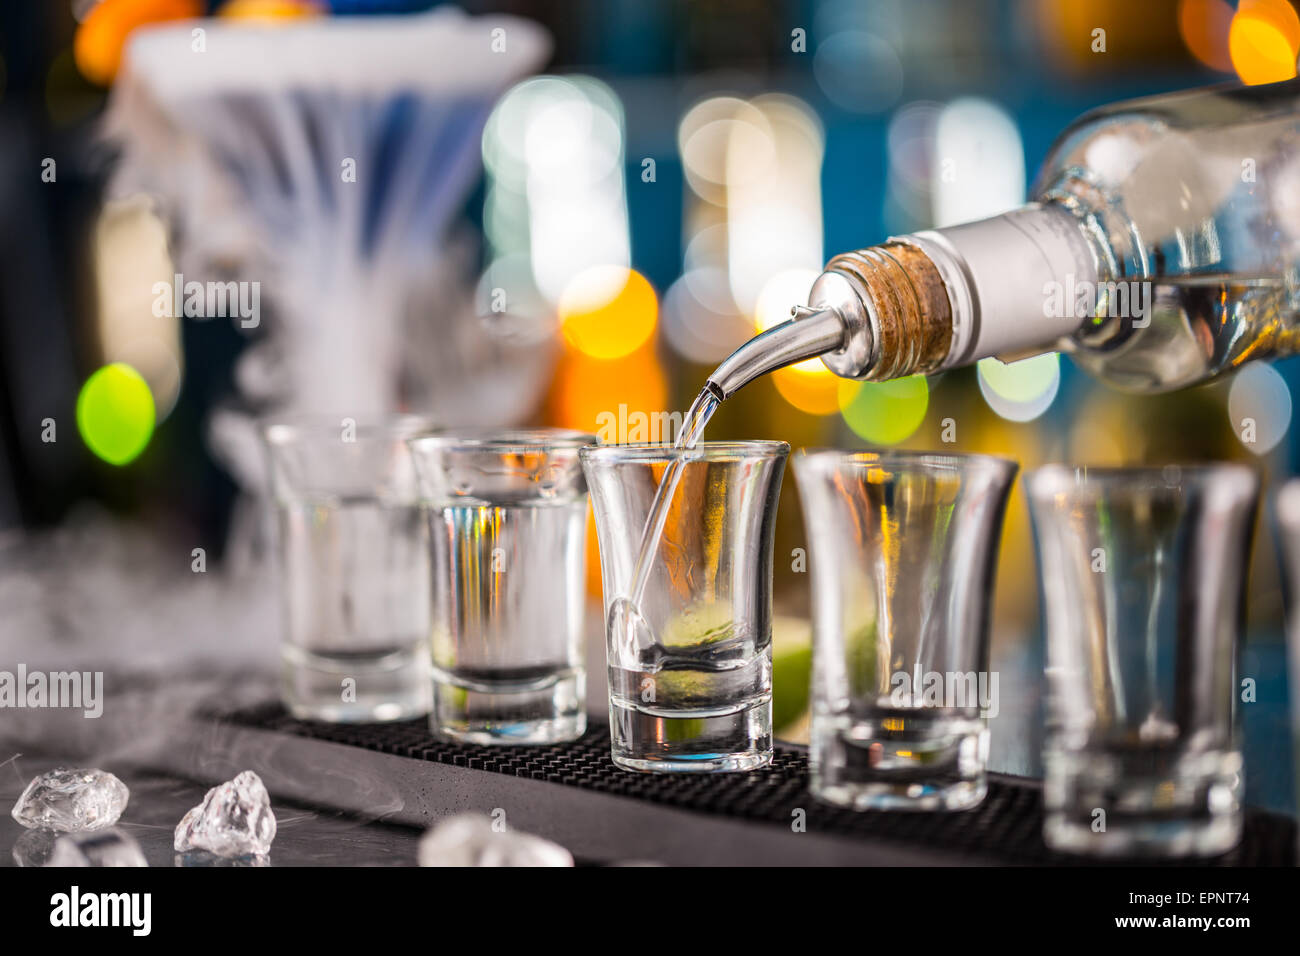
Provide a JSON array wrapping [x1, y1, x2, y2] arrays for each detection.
[[418, 813, 573, 867], [103, 10, 556, 568]]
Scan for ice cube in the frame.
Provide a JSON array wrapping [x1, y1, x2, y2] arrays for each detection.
[[47, 828, 147, 867], [12, 829, 58, 867], [418, 813, 573, 867], [175, 849, 269, 867], [10, 768, 129, 832], [173, 770, 276, 859]]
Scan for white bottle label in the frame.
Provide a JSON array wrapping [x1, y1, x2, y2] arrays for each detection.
[[900, 204, 1096, 368]]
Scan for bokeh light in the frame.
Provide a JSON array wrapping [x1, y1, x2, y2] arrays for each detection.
[[92, 196, 184, 420], [884, 101, 942, 231], [74, 0, 201, 87], [1229, 0, 1300, 84], [813, 31, 903, 114], [1178, 0, 1236, 72], [888, 102, 941, 190], [976, 353, 1061, 423], [678, 97, 769, 207], [682, 223, 731, 296], [550, 347, 667, 440], [932, 97, 1024, 227], [676, 94, 824, 378], [483, 76, 561, 188], [523, 79, 623, 185], [660, 269, 752, 362], [754, 269, 819, 335], [753, 269, 839, 415], [76, 363, 156, 466], [838, 376, 929, 445], [483, 75, 630, 306], [1228, 361, 1292, 454], [545, 331, 668, 599], [772, 368, 842, 416], [558, 267, 657, 361], [218, 0, 322, 20], [726, 96, 824, 316]]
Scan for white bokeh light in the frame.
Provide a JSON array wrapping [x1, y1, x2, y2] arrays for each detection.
[[1228, 361, 1293, 454], [482, 75, 630, 308], [932, 97, 1024, 226]]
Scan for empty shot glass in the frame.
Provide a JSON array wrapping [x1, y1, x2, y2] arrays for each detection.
[[582, 441, 789, 772], [795, 449, 1017, 810], [1278, 480, 1300, 843], [408, 429, 595, 744], [262, 415, 437, 722], [1026, 464, 1258, 857]]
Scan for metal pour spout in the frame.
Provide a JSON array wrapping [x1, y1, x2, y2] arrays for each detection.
[[705, 307, 848, 400]]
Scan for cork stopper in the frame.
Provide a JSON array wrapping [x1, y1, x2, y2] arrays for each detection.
[[810, 241, 954, 381]]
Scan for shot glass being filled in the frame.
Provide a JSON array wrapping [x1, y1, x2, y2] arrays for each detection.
[[583, 440, 789, 772]]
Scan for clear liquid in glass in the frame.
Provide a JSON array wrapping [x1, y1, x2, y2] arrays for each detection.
[[428, 496, 588, 743], [279, 497, 432, 722], [602, 387, 777, 770]]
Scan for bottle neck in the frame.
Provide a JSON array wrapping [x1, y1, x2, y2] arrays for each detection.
[[809, 202, 1098, 380]]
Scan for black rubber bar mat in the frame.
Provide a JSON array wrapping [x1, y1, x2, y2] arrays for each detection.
[[216, 703, 1296, 866]]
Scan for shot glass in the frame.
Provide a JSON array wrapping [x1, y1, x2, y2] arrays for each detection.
[[1270, 480, 1300, 845], [262, 415, 437, 723], [582, 441, 789, 772], [1026, 464, 1258, 857], [408, 429, 595, 744], [794, 449, 1017, 810]]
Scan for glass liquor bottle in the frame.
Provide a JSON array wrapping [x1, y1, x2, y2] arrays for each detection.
[[708, 80, 1300, 398]]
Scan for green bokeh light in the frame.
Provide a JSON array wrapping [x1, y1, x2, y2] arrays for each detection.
[[976, 352, 1061, 422], [977, 353, 1059, 402], [838, 375, 929, 445], [76, 363, 156, 466]]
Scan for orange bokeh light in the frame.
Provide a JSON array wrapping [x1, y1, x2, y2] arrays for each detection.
[[1178, 0, 1236, 72], [546, 343, 667, 597], [1230, 0, 1300, 84], [74, 0, 201, 87], [559, 267, 658, 361], [584, 507, 603, 599], [219, 0, 324, 20], [548, 344, 668, 442], [771, 362, 840, 416]]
